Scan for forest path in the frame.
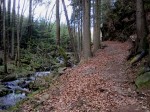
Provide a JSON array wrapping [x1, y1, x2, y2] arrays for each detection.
[[21, 41, 149, 112]]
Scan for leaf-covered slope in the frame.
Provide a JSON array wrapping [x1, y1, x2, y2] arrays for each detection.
[[20, 41, 149, 112]]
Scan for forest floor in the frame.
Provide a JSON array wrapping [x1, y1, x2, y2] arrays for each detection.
[[19, 41, 150, 112]]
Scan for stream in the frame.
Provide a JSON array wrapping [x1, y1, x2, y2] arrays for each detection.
[[0, 71, 51, 110], [0, 56, 72, 110]]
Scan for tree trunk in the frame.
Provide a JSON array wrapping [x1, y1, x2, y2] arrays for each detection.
[[93, 0, 96, 50], [83, 0, 92, 59], [72, 4, 77, 51], [16, 0, 20, 67], [136, 0, 148, 52], [77, 20, 80, 55], [0, 0, 2, 48], [93, 0, 101, 52], [7, 0, 11, 55], [20, 0, 26, 41], [80, 11, 83, 52], [77, 10, 81, 57], [11, 0, 16, 59], [28, 0, 32, 41], [78, 1, 82, 55], [62, 0, 79, 63], [56, 0, 60, 46], [3, 0, 7, 73]]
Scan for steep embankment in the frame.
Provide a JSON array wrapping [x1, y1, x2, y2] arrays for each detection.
[[20, 41, 149, 112]]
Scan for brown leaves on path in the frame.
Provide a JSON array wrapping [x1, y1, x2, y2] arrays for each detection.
[[20, 41, 149, 112]]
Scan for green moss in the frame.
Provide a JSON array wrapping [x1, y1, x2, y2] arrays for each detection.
[[8, 73, 60, 112], [135, 72, 150, 88], [137, 67, 147, 76]]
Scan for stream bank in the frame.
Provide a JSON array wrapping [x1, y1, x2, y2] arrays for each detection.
[[19, 41, 150, 112], [0, 53, 75, 110], [0, 71, 51, 110]]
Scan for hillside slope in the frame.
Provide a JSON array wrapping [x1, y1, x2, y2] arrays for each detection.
[[20, 41, 150, 112]]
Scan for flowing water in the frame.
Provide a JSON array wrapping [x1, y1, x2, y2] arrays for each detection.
[[0, 56, 66, 110], [0, 71, 51, 110]]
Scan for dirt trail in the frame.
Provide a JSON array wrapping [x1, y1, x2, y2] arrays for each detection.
[[21, 41, 149, 112]]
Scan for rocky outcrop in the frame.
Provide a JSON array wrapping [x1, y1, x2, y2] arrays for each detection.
[[102, 0, 150, 42]]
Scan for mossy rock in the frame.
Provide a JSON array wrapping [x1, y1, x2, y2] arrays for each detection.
[[28, 74, 54, 91], [135, 72, 150, 88], [1, 74, 17, 82]]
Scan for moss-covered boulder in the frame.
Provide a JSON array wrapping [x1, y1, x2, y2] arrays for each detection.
[[135, 72, 150, 88], [1, 74, 17, 82], [28, 75, 54, 91]]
